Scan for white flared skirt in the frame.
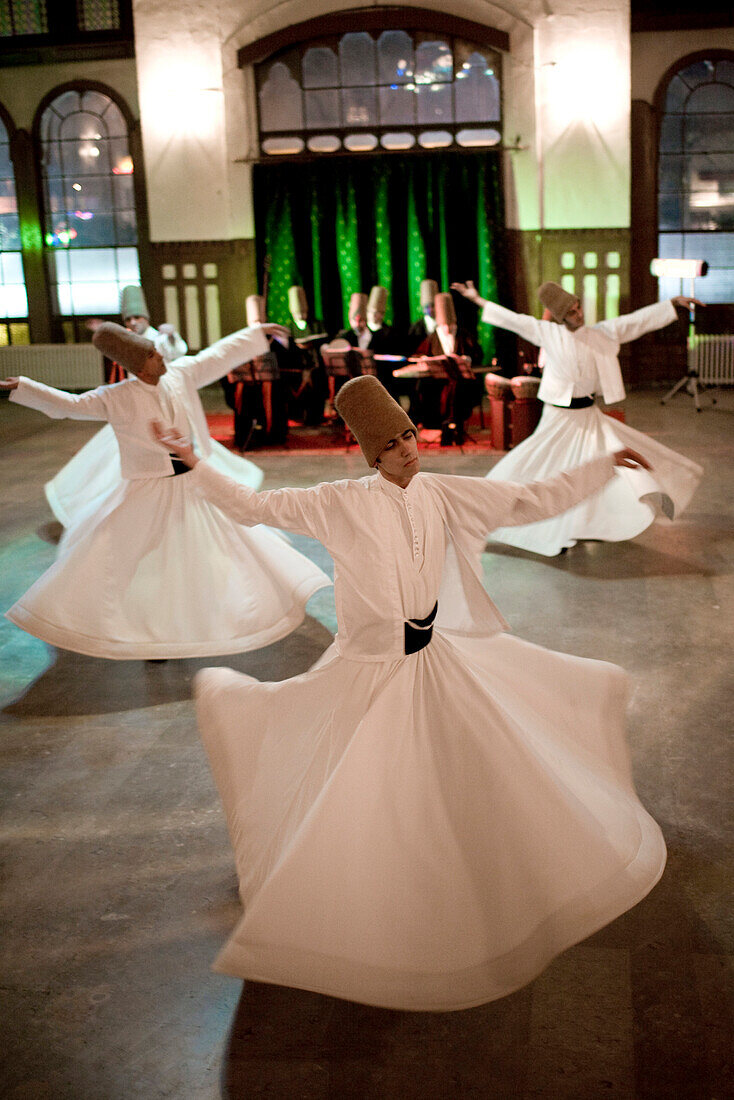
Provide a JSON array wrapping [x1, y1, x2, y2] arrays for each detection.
[[195, 630, 666, 1011], [7, 473, 330, 659], [45, 424, 263, 529], [486, 405, 703, 556]]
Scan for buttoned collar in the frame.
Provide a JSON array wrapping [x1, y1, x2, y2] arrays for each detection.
[[376, 471, 422, 501]]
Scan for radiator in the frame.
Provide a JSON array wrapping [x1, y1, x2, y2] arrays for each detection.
[[0, 344, 104, 390], [688, 334, 734, 387]]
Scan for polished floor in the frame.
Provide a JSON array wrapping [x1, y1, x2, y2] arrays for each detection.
[[1, 389, 732, 1100]]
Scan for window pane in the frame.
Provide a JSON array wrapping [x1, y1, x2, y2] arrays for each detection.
[[303, 47, 338, 89], [341, 87, 377, 128], [377, 31, 414, 85], [664, 75, 689, 114], [305, 89, 340, 129], [687, 84, 734, 114], [339, 33, 376, 88], [417, 83, 453, 125], [454, 51, 500, 123], [259, 63, 303, 131], [379, 85, 415, 126], [415, 41, 453, 85], [659, 116, 683, 153], [685, 113, 734, 153]]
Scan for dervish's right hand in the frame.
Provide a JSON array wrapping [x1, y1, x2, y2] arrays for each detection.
[[0, 377, 19, 390], [450, 281, 482, 305], [260, 322, 291, 342], [612, 448, 652, 470], [151, 420, 199, 468]]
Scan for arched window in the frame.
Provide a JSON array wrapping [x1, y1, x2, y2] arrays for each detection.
[[39, 86, 141, 338], [0, 110, 29, 345], [658, 57, 734, 302], [256, 29, 501, 157]]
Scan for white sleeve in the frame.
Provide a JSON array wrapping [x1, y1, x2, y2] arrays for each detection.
[[594, 300, 677, 344], [182, 326, 270, 388], [446, 455, 616, 538], [9, 377, 111, 421], [191, 459, 334, 539], [480, 301, 551, 348]]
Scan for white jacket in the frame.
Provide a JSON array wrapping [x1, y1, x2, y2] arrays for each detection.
[[191, 454, 616, 662], [10, 326, 268, 480], [481, 299, 677, 406]]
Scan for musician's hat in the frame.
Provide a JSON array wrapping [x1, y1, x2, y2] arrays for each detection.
[[288, 285, 308, 321], [335, 375, 416, 467], [537, 281, 578, 323], [434, 292, 457, 327], [246, 294, 267, 326], [120, 285, 149, 321], [93, 321, 154, 375], [348, 292, 368, 322], [367, 285, 388, 327], [420, 279, 438, 310]]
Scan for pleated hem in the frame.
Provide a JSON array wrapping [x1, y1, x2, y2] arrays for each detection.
[[211, 807, 667, 1012], [5, 574, 330, 659]]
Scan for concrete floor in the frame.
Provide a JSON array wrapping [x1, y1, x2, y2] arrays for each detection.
[[0, 388, 732, 1100]]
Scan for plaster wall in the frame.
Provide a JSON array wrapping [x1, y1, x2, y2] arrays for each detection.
[[631, 27, 734, 104], [133, 0, 631, 242], [0, 58, 139, 131]]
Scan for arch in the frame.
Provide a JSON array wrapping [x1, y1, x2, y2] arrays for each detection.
[[238, 7, 509, 67]]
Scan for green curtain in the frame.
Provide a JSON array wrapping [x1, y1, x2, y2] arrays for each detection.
[[253, 152, 508, 360]]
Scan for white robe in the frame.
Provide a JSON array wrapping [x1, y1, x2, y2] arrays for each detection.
[[479, 299, 703, 555], [5, 329, 331, 659], [188, 455, 666, 1011]]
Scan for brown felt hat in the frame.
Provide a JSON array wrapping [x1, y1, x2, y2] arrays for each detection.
[[537, 281, 578, 323], [334, 375, 416, 467], [92, 322, 154, 375], [348, 292, 368, 321]]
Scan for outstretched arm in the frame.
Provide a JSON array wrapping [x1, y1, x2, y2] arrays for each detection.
[[152, 422, 330, 538], [451, 280, 547, 348], [3, 376, 110, 420], [444, 450, 652, 539]]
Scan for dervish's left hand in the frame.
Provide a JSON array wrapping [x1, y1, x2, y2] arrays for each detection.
[[260, 323, 291, 342], [450, 281, 484, 306], [612, 448, 652, 470], [672, 296, 705, 310], [0, 377, 19, 390], [151, 421, 199, 468]]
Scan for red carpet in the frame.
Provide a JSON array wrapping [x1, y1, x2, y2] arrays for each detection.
[[206, 413, 498, 455]]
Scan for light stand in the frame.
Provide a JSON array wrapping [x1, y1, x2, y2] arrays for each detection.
[[653, 258, 708, 409]]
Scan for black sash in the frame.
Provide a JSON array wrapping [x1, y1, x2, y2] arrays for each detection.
[[547, 395, 595, 409], [168, 457, 191, 476], [404, 601, 438, 655]]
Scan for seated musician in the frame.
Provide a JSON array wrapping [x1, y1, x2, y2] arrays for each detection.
[[287, 285, 328, 425], [406, 279, 439, 353], [411, 292, 483, 440], [220, 295, 292, 448]]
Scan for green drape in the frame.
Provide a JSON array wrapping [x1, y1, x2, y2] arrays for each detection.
[[253, 152, 508, 360]]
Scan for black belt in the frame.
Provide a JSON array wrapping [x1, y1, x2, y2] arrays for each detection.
[[168, 457, 191, 476], [404, 601, 438, 655], [547, 396, 595, 409]]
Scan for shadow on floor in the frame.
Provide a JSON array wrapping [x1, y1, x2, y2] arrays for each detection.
[[219, 832, 732, 1100], [2, 615, 333, 718]]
